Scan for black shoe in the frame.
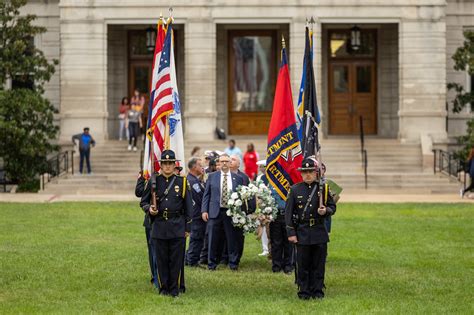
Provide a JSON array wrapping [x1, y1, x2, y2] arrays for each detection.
[[199, 260, 208, 265], [272, 268, 282, 273], [312, 294, 324, 300], [229, 265, 238, 271], [187, 263, 199, 267], [208, 267, 217, 271], [283, 267, 293, 274]]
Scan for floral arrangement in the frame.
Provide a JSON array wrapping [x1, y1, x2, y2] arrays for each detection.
[[226, 180, 278, 233]]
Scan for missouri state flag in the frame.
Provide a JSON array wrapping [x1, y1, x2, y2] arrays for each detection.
[[265, 43, 303, 200]]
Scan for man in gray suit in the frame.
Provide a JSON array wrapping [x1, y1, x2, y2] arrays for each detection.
[[201, 154, 244, 271]]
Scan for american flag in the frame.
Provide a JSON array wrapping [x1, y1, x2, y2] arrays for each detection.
[[142, 20, 174, 177], [152, 23, 175, 167]]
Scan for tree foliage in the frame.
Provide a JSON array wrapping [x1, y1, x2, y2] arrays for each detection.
[[0, 0, 58, 191], [447, 30, 474, 160]]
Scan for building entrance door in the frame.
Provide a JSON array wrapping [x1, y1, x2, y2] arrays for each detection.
[[328, 29, 377, 135]]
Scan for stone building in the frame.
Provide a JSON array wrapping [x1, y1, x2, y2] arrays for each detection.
[[23, 0, 474, 147]]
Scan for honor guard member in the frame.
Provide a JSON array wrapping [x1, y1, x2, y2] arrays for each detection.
[[285, 157, 336, 300], [185, 157, 206, 266], [135, 171, 157, 286], [140, 150, 193, 297]]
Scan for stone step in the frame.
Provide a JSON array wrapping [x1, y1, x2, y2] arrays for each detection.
[[39, 189, 136, 195], [44, 139, 456, 195]]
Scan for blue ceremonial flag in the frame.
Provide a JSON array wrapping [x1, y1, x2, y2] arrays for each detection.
[[301, 26, 321, 158]]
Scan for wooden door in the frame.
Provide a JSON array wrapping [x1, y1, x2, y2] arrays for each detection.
[[129, 61, 152, 121], [329, 62, 352, 134], [353, 62, 376, 134], [329, 61, 376, 135], [228, 30, 277, 135]]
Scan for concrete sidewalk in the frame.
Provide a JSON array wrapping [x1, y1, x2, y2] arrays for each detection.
[[1, 192, 473, 203]]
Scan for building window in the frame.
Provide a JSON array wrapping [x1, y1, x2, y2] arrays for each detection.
[[230, 33, 276, 112], [129, 31, 154, 58], [11, 76, 34, 90], [330, 30, 376, 58], [12, 36, 35, 90]]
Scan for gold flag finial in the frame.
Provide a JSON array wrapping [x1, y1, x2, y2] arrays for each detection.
[[158, 12, 163, 26], [281, 35, 286, 49]]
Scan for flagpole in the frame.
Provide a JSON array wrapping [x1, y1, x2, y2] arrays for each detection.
[[150, 16, 165, 213], [164, 115, 171, 150]]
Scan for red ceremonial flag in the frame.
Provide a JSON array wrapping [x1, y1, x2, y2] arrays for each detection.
[[265, 42, 303, 200]]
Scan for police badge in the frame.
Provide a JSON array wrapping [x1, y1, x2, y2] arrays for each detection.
[[174, 185, 180, 193]]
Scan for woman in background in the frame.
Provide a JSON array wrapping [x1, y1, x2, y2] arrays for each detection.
[[243, 143, 259, 180], [118, 97, 129, 141]]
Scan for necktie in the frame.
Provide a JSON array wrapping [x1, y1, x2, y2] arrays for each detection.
[[221, 173, 229, 207]]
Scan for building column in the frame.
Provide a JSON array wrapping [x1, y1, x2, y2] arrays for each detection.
[[184, 19, 217, 141], [59, 17, 108, 142], [398, 18, 447, 143]]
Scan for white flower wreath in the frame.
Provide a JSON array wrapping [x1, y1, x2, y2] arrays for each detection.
[[226, 180, 278, 233]]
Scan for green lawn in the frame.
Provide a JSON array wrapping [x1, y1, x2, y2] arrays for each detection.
[[0, 202, 473, 314]]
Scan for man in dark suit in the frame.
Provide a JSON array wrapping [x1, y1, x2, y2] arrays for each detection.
[[140, 150, 193, 297], [201, 153, 244, 271]]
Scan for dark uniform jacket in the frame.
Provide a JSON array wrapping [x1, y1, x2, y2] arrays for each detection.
[[285, 181, 336, 245], [140, 174, 193, 239], [135, 175, 145, 198], [134, 175, 150, 228], [186, 173, 205, 220]]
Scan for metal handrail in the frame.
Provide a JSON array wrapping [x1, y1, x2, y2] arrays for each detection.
[[41, 151, 73, 190], [359, 116, 368, 189], [432, 149, 467, 191]]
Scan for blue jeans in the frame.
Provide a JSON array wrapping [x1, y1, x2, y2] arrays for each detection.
[[79, 149, 91, 174]]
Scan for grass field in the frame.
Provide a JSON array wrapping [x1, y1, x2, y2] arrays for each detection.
[[0, 202, 473, 314]]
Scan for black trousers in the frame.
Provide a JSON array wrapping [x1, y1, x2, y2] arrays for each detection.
[[295, 243, 327, 299], [186, 220, 207, 266], [236, 230, 245, 262], [79, 149, 91, 173], [145, 227, 156, 283], [153, 237, 185, 296], [200, 228, 209, 264], [208, 209, 240, 269], [270, 217, 292, 272], [220, 230, 243, 264]]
